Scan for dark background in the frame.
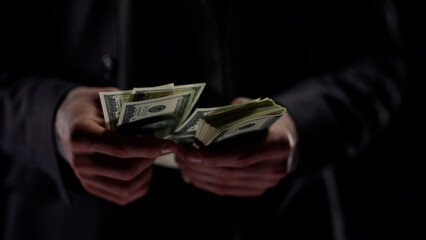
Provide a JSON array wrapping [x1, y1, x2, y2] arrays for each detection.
[[336, 2, 425, 239]]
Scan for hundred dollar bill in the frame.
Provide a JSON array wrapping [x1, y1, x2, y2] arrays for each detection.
[[165, 108, 216, 143], [131, 85, 183, 101], [117, 91, 194, 138], [132, 83, 205, 124], [194, 98, 287, 147], [99, 90, 133, 130], [201, 114, 284, 147], [99, 84, 175, 129], [202, 98, 285, 129], [169, 108, 223, 140], [167, 99, 261, 142]]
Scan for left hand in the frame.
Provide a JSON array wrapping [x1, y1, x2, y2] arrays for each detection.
[[175, 97, 298, 197]]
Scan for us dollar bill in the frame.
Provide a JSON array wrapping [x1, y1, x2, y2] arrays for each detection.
[[169, 108, 219, 139], [167, 102, 253, 139], [165, 108, 217, 143], [99, 84, 176, 130], [132, 83, 205, 118], [99, 90, 133, 130], [203, 114, 284, 146], [193, 98, 287, 147], [130, 83, 175, 101], [117, 91, 194, 138]]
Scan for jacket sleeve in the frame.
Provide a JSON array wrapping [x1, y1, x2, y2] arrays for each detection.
[[0, 0, 84, 204], [276, 57, 404, 173], [272, 1, 405, 173], [0, 73, 78, 203], [238, 1, 406, 220]]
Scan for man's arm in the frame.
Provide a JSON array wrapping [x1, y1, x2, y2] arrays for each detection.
[[0, 73, 78, 203], [273, 0, 405, 172], [177, 0, 405, 199], [275, 56, 404, 172]]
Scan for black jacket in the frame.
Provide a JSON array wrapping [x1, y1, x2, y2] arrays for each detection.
[[0, 1, 404, 239]]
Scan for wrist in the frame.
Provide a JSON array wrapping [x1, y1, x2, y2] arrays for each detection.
[[274, 113, 299, 173], [54, 86, 82, 163]]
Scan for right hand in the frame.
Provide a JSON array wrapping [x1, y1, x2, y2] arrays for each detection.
[[55, 87, 178, 205]]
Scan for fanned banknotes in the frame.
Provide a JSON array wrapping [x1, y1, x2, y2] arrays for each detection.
[[100, 83, 205, 138], [99, 83, 287, 147]]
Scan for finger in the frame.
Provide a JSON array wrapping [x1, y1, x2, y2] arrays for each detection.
[[71, 154, 156, 181], [231, 97, 252, 105], [185, 141, 290, 168], [77, 167, 153, 199], [182, 167, 280, 189], [71, 123, 178, 159], [174, 143, 187, 162], [182, 159, 288, 181], [92, 135, 178, 159], [190, 179, 266, 197], [82, 180, 151, 206]]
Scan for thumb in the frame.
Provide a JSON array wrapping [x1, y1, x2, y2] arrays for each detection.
[[231, 97, 252, 105]]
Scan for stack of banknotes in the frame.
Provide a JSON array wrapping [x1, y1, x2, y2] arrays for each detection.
[[99, 83, 287, 148]]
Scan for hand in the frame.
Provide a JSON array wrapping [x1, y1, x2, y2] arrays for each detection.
[[55, 87, 178, 205], [176, 97, 298, 197]]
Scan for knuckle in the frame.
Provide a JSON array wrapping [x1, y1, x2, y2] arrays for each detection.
[[111, 184, 132, 198], [69, 138, 84, 153], [120, 189, 133, 198], [266, 179, 281, 188], [253, 189, 266, 197], [69, 158, 79, 169], [181, 170, 193, 181], [215, 189, 227, 196], [200, 160, 212, 167], [69, 123, 93, 150], [273, 166, 288, 179], [235, 153, 260, 168], [74, 172, 86, 183], [208, 186, 226, 196], [192, 180, 207, 192], [116, 198, 131, 206], [69, 158, 85, 171], [127, 167, 141, 180], [115, 162, 144, 181], [115, 169, 135, 181], [216, 177, 231, 186], [109, 142, 130, 158], [138, 185, 150, 197], [114, 189, 136, 205], [235, 157, 249, 168], [218, 168, 234, 178], [270, 171, 286, 180], [81, 183, 97, 196], [145, 168, 154, 179], [144, 149, 162, 159]]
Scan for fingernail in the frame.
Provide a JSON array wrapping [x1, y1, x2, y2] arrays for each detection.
[[187, 152, 202, 163]]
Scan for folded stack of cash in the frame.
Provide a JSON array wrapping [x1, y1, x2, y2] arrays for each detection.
[[193, 98, 287, 147], [99, 83, 287, 147]]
